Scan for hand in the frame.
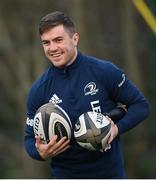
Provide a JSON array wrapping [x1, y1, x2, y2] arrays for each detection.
[[103, 116, 118, 151], [35, 135, 70, 160], [101, 116, 119, 152], [107, 119, 119, 144]]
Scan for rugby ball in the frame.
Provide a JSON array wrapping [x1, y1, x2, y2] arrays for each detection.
[[74, 111, 111, 151], [33, 103, 72, 144]]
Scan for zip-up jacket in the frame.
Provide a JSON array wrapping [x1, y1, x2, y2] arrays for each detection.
[[24, 52, 150, 178]]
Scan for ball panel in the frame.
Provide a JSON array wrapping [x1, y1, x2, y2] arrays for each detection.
[[99, 123, 111, 137], [49, 112, 71, 141], [33, 112, 47, 144], [54, 122, 68, 139], [86, 136, 101, 150], [101, 127, 112, 150], [35, 103, 50, 143], [43, 106, 51, 142], [55, 105, 72, 128], [74, 114, 87, 138], [87, 112, 110, 128], [75, 129, 94, 142], [47, 103, 72, 128], [77, 141, 96, 151], [84, 112, 101, 136]]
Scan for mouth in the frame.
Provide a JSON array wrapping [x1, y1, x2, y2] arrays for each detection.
[[49, 52, 63, 58]]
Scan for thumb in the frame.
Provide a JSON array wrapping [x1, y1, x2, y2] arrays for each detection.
[[108, 124, 118, 144], [35, 136, 41, 147]]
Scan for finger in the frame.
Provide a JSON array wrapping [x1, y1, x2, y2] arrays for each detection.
[[51, 137, 70, 155], [51, 136, 68, 151], [108, 126, 114, 144], [57, 136, 68, 145], [48, 135, 58, 146], [47, 135, 66, 152], [53, 140, 70, 156], [43, 135, 58, 152], [56, 139, 70, 152], [35, 136, 41, 148], [55, 144, 70, 156], [35, 135, 40, 141], [108, 124, 118, 144]]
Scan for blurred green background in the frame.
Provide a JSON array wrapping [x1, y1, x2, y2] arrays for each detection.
[[0, 0, 156, 178]]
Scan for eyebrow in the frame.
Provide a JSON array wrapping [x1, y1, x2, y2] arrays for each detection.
[[42, 36, 63, 42]]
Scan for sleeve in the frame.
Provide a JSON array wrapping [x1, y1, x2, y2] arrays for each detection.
[[24, 84, 45, 161], [104, 62, 150, 134]]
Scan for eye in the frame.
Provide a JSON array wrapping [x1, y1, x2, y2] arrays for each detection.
[[42, 40, 49, 46], [55, 38, 63, 43]]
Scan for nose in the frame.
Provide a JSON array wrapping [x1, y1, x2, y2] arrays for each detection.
[[49, 42, 58, 52]]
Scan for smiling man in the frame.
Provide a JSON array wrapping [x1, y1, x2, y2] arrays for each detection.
[[24, 11, 150, 179]]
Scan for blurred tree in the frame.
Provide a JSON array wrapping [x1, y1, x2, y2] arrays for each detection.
[[0, 0, 50, 178]]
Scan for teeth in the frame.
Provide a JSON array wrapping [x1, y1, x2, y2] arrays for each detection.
[[50, 53, 62, 57]]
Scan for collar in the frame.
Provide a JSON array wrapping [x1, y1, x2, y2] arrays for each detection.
[[52, 51, 83, 75]]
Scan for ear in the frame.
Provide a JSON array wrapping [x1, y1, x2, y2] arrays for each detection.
[[72, 33, 79, 46]]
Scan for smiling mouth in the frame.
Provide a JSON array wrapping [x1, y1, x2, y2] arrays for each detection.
[[50, 52, 63, 58]]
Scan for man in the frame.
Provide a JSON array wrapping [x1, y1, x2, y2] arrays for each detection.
[[24, 11, 150, 178]]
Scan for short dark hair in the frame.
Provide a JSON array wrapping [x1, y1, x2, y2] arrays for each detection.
[[39, 11, 76, 36]]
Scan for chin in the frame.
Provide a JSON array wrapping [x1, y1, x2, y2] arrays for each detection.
[[53, 61, 66, 68], [48, 58, 63, 67]]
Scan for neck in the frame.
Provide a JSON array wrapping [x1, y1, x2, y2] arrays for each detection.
[[66, 49, 78, 66]]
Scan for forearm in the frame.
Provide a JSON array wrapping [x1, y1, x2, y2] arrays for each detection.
[[116, 100, 150, 134], [24, 124, 44, 161], [24, 135, 45, 161]]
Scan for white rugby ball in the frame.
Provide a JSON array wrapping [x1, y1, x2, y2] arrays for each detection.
[[33, 103, 72, 144], [74, 111, 112, 151]]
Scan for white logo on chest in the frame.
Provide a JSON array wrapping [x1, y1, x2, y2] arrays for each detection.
[[84, 82, 99, 96], [49, 94, 62, 105], [91, 100, 101, 113]]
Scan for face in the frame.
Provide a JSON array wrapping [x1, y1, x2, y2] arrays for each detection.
[[41, 24, 79, 67]]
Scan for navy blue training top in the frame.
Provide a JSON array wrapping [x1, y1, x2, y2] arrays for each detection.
[[24, 52, 150, 178]]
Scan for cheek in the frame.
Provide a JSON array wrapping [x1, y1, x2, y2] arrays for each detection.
[[43, 46, 47, 53], [67, 42, 76, 52], [44, 47, 50, 56]]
